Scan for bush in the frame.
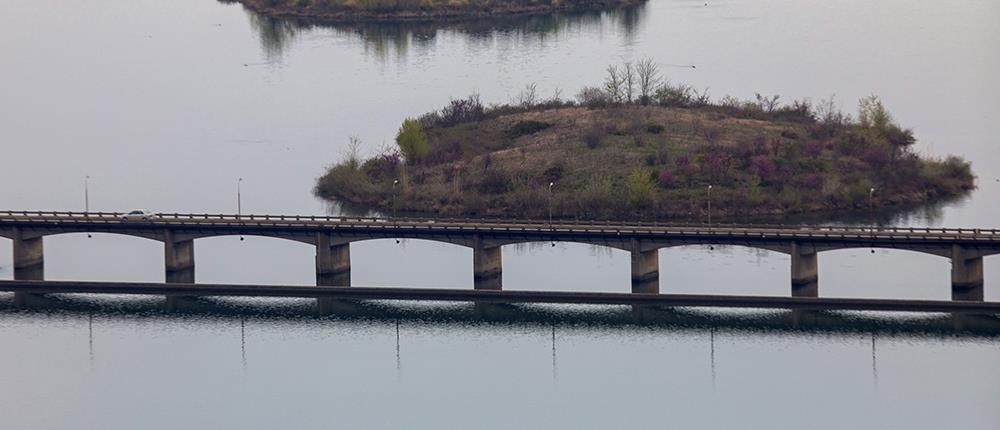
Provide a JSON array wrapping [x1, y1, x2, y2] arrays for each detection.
[[584, 123, 604, 149], [506, 120, 551, 138], [627, 168, 656, 207], [437, 94, 485, 126], [396, 118, 428, 162], [657, 169, 674, 188], [426, 139, 463, 164], [576, 86, 610, 107], [314, 163, 375, 203]]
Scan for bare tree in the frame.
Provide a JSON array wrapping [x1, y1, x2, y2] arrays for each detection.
[[635, 58, 661, 105], [622, 61, 636, 103], [754, 93, 781, 113], [604, 65, 625, 104], [515, 82, 538, 108]]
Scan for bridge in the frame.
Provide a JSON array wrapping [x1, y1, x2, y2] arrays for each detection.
[[1, 210, 997, 305]]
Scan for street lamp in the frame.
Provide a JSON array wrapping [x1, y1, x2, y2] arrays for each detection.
[[392, 179, 399, 219], [238, 178, 244, 241], [869, 187, 876, 253], [548, 182, 555, 226], [237, 178, 243, 218], [707, 184, 713, 227], [85, 175, 92, 238], [84, 175, 90, 213]]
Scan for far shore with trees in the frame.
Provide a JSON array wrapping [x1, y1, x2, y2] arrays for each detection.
[[225, 0, 646, 23], [315, 59, 975, 221]]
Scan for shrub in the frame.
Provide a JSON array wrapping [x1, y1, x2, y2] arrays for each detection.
[[584, 123, 603, 149], [657, 169, 675, 188], [750, 156, 776, 180], [314, 162, 375, 202], [627, 168, 656, 207], [577, 86, 610, 107], [396, 118, 428, 163], [426, 139, 463, 164], [654, 82, 697, 107], [438, 94, 485, 126], [506, 120, 551, 138]]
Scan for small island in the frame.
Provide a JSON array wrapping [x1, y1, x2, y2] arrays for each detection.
[[227, 0, 646, 22], [316, 61, 974, 220]]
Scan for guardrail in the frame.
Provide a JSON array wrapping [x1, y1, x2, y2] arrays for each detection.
[[1, 210, 999, 238]]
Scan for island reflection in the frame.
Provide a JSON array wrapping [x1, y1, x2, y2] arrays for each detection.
[[235, 2, 647, 60]]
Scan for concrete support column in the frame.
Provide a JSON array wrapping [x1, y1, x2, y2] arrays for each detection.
[[951, 245, 984, 301], [316, 232, 351, 287], [164, 231, 194, 284], [630, 239, 659, 294], [790, 242, 818, 298], [473, 238, 502, 290], [12, 228, 44, 281]]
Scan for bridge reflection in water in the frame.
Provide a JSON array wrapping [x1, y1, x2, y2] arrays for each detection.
[[2, 211, 998, 310]]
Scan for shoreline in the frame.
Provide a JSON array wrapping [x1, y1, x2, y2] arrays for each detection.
[[225, 0, 647, 24]]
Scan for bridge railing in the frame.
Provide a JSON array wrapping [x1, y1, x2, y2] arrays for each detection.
[[1, 210, 999, 237]]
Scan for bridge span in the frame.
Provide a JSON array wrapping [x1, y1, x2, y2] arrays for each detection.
[[2, 211, 998, 303]]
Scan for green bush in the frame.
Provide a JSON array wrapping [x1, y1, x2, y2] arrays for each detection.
[[627, 168, 656, 207], [396, 118, 428, 162]]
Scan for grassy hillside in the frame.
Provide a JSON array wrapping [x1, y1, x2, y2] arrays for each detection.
[[316, 64, 974, 221], [227, 0, 646, 22]]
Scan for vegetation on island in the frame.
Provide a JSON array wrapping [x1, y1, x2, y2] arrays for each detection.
[[227, 0, 646, 22], [315, 59, 974, 221]]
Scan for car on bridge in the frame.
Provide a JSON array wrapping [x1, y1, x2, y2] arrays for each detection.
[[120, 210, 158, 221]]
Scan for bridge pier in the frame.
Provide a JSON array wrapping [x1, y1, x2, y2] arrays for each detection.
[[951, 245, 984, 301], [790, 242, 818, 298], [164, 232, 195, 283], [316, 233, 351, 287], [163, 232, 195, 310], [630, 240, 659, 294], [12, 228, 44, 281], [316, 233, 352, 314], [473, 241, 502, 290], [12, 228, 44, 306]]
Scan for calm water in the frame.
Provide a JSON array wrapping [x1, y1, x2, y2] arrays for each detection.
[[1, 0, 999, 428]]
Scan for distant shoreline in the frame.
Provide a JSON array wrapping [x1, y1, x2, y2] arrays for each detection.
[[223, 0, 647, 23]]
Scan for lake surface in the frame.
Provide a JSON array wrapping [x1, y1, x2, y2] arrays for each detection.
[[1, 0, 999, 428]]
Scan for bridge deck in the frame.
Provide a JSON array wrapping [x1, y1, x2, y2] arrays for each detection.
[[2, 280, 998, 313], [3, 210, 999, 243]]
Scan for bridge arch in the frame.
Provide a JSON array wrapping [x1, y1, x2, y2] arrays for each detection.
[[193, 235, 316, 286], [503, 241, 631, 293], [817, 247, 951, 300], [660, 244, 791, 296], [350, 238, 475, 289], [37, 232, 165, 282]]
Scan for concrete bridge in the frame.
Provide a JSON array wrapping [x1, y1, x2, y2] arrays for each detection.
[[2, 211, 998, 302]]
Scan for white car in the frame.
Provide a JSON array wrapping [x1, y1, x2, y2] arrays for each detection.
[[120, 209, 158, 221]]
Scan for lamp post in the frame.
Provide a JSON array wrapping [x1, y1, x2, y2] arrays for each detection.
[[84, 175, 90, 213], [392, 179, 399, 219], [707, 184, 713, 227], [868, 187, 875, 225], [238, 178, 244, 217], [869, 187, 876, 253], [238, 178, 244, 241], [548, 182, 554, 226]]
